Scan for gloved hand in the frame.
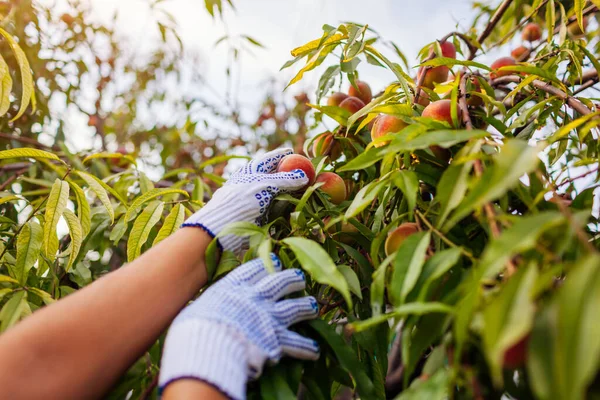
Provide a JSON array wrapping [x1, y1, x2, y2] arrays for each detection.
[[159, 255, 320, 400], [183, 148, 308, 254]]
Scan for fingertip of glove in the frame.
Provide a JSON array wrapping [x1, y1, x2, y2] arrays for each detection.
[[269, 253, 282, 271]]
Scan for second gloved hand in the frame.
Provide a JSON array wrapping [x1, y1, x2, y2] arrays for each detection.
[[183, 148, 308, 254], [159, 255, 320, 400]]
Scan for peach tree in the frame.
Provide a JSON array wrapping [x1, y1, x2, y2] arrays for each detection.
[[1, 0, 600, 399]]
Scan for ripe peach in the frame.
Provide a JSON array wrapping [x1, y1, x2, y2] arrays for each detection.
[[522, 23, 542, 42], [490, 57, 517, 79], [430, 145, 451, 164], [417, 65, 449, 89], [568, 17, 588, 37], [348, 80, 372, 104], [422, 99, 460, 127], [277, 154, 316, 187], [503, 335, 529, 369], [437, 41, 457, 59], [339, 96, 365, 114], [315, 172, 347, 205], [312, 132, 342, 160], [385, 223, 419, 256], [327, 92, 349, 107], [370, 115, 408, 147], [415, 89, 431, 107], [511, 46, 529, 61]]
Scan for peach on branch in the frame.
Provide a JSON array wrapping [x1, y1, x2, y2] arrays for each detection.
[[339, 96, 366, 114], [490, 57, 517, 79], [511, 46, 529, 61], [385, 223, 420, 256], [315, 172, 347, 205], [521, 23, 542, 42], [348, 80, 372, 104], [370, 115, 408, 147], [312, 132, 342, 160], [417, 65, 449, 89], [277, 154, 316, 187], [327, 92, 349, 107], [422, 99, 461, 127]]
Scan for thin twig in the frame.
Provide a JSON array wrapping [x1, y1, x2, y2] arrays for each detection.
[[0, 133, 57, 150], [470, 0, 516, 59], [0, 167, 29, 191], [415, 210, 475, 261], [491, 75, 594, 116], [556, 166, 599, 188]]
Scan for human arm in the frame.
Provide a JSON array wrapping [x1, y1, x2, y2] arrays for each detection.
[[163, 380, 228, 400], [160, 256, 320, 400], [0, 148, 308, 399]]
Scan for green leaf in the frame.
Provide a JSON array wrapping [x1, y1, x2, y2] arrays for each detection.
[[479, 212, 565, 279], [307, 104, 352, 126], [283, 237, 352, 308], [82, 152, 137, 166], [574, 0, 584, 33], [390, 232, 431, 306], [309, 319, 374, 398], [435, 141, 480, 227], [152, 204, 185, 246], [395, 369, 448, 400], [392, 170, 419, 218], [421, 57, 491, 71], [528, 255, 600, 400], [0, 148, 60, 162], [27, 287, 55, 305], [0, 27, 35, 121], [109, 216, 128, 244], [0, 291, 27, 332], [444, 140, 542, 231], [127, 201, 164, 262], [344, 175, 389, 219], [14, 221, 43, 284], [219, 221, 266, 240], [69, 181, 91, 236], [350, 302, 453, 333], [483, 265, 537, 385], [42, 179, 69, 262], [0, 54, 13, 116], [124, 188, 188, 222], [76, 171, 116, 223], [337, 265, 362, 300], [416, 247, 462, 301], [0, 274, 18, 284], [62, 209, 83, 272]]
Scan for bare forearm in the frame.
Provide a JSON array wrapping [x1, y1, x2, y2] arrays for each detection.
[[0, 227, 212, 399], [163, 379, 228, 400]]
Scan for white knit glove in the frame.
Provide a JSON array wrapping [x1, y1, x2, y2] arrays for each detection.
[[183, 148, 308, 254], [159, 255, 320, 400]]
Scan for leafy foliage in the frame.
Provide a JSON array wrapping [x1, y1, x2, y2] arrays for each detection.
[[1, 0, 600, 399]]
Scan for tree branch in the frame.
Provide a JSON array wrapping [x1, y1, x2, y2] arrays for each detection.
[[0, 133, 58, 151], [469, 0, 515, 60]]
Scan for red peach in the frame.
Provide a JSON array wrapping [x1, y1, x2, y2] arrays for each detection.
[[438, 41, 457, 59], [417, 65, 450, 89], [385, 223, 420, 256], [511, 46, 529, 61], [422, 99, 461, 127], [327, 92, 349, 107], [348, 80, 372, 104], [522, 23, 542, 42], [339, 96, 366, 114], [371, 115, 408, 147], [315, 172, 347, 205], [312, 132, 342, 160], [503, 335, 530, 369], [490, 57, 517, 80], [277, 154, 316, 186]]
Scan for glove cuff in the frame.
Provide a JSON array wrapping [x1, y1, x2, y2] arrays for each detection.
[[159, 320, 248, 400]]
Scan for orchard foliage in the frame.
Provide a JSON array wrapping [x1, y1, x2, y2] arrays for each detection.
[[1, 0, 600, 399]]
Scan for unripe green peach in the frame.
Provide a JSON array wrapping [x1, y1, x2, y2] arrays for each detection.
[[385, 223, 420, 256], [370, 115, 408, 147], [490, 57, 517, 79], [339, 96, 365, 114], [522, 23, 542, 42], [327, 92, 349, 107], [422, 99, 461, 127], [277, 154, 316, 187], [315, 172, 347, 205], [348, 80, 372, 104]]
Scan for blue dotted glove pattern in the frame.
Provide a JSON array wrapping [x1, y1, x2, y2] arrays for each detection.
[[172, 255, 320, 377], [183, 148, 309, 254]]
